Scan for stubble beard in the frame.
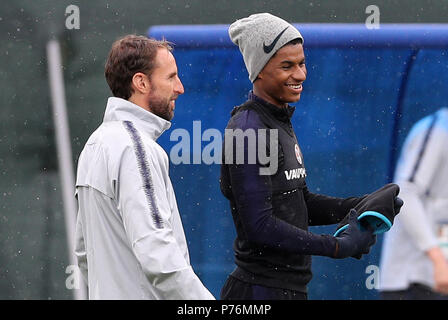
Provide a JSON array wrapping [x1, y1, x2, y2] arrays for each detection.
[[148, 91, 173, 121]]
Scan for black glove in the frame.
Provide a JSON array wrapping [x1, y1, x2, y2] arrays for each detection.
[[334, 209, 377, 259], [394, 196, 404, 214], [335, 183, 404, 236]]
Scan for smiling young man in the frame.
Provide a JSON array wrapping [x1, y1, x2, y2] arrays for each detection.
[[74, 35, 214, 299], [219, 13, 383, 300]]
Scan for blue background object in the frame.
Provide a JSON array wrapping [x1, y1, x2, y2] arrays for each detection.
[[148, 24, 448, 299]]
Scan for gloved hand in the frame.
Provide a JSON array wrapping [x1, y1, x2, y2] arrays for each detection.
[[334, 209, 377, 259], [335, 183, 404, 236], [394, 196, 404, 214]]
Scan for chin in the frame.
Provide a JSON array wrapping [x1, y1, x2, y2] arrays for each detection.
[[285, 95, 301, 104], [293, 93, 302, 102]]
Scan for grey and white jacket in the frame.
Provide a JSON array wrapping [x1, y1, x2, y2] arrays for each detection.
[[74, 97, 214, 300], [380, 108, 448, 291]]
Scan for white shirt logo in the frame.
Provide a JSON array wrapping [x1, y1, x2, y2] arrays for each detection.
[[295, 144, 302, 165]]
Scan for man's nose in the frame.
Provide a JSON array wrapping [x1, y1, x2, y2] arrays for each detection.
[[292, 65, 307, 81], [175, 76, 185, 95]]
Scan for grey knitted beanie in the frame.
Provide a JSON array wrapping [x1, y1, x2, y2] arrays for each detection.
[[229, 13, 304, 82]]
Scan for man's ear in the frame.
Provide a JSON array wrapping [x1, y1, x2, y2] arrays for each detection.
[[131, 72, 151, 94]]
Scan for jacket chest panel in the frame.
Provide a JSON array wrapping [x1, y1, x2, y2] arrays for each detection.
[[261, 117, 306, 193]]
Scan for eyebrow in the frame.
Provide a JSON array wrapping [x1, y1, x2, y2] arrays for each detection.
[[168, 71, 177, 78], [280, 58, 306, 65]]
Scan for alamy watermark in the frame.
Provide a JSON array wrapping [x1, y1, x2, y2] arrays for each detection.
[[65, 5, 80, 30], [365, 5, 380, 29], [169, 121, 279, 175], [365, 264, 380, 289], [65, 265, 82, 290]]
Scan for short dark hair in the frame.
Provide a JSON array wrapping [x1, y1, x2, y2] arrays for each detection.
[[278, 38, 302, 52], [104, 35, 173, 100]]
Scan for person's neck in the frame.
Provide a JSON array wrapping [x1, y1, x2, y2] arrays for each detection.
[[252, 87, 287, 109], [128, 95, 150, 112]]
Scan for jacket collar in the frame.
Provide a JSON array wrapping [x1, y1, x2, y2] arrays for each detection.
[[103, 97, 171, 140], [248, 91, 295, 122]]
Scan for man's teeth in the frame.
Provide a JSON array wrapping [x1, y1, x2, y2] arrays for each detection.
[[287, 84, 302, 89]]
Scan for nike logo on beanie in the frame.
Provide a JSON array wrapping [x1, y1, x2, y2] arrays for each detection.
[[263, 26, 289, 53]]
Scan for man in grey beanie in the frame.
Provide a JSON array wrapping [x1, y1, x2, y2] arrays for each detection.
[[220, 13, 400, 300]]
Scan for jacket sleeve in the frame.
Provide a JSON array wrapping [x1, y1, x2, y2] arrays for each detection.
[[74, 207, 89, 285], [392, 119, 446, 251], [227, 162, 338, 256], [305, 185, 366, 226], [116, 145, 215, 300]]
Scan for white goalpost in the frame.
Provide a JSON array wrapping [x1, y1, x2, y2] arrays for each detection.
[[46, 38, 87, 300]]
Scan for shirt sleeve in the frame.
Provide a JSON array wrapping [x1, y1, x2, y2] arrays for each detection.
[[117, 144, 215, 300], [227, 161, 337, 256], [305, 187, 366, 226], [393, 119, 446, 252], [74, 207, 89, 285], [394, 181, 438, 251]]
